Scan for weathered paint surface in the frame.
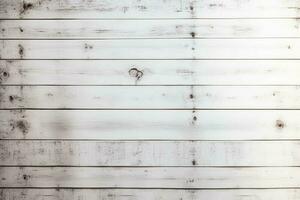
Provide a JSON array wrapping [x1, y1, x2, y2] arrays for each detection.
[[0, 0, 300, 199]]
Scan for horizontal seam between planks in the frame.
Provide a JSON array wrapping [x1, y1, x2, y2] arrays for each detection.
[[3, 37, 300, 40], [2, 17, 300, 20], [2, 139, 300, 142], [1, 108, 300, 110], [0, 166, 300, 168], [0, 85, 300, 87], [0, 187, 300, 190], [5, 59, 300, 60]]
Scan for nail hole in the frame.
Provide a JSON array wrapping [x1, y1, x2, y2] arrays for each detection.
[[3, 71, 8, 77]]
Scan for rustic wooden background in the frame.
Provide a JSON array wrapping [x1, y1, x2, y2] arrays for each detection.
[[1, 0, 300, 199]]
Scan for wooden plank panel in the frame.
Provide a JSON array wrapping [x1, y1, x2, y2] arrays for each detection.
[[1, 39, 300, 59], [1, 110, 295, 140], [1, 141, 300, 166], [0, 110, 294, 140], [1, 86, 300, 109], [2, 19, 300, 39], [1, 0, 300, 19], [0, 110, 295, 140], [2, 60, 300, 85], [1, 188, 300, 200], [1, 167, 299, 188]]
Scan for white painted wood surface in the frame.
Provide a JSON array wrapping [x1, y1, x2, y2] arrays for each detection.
[[1, 0, 300, 198], [1, 141, 300, 166], [2, 189, 300, 200], [1, 167, 300, 188], [2, 19, 300, 39], [1, 86, 300, 109], [2, 0, 300, 19], [0, 110, 296, 140], [2, 39, 300, 59], [2, 60, 300, 85]]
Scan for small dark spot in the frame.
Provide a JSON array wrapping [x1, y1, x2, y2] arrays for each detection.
[[190, 32, 196, 38], [1, 28, 5, 32], [192, 159, 197, 165], [288, 45, 291, 49], [9, 95, 14, 102], [129, 67, 144, 82], [2, 71, 8, 77], [84, 43, 93, 50], [23, 174, 30, 180], [190, 94, 194, 99], [1, 178, 6, 180], [193, 116, 197, 121], [19, 27, 24, 32], [276, 120, 285, 129], [191, 47, 195, 51], [137, 5, 147, 10], [190, 6, 194, 11], [272, 92, 276, 96], [18, 44, 24, 58]]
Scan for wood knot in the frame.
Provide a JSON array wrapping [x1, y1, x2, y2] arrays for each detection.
[[192, 159, 197, 166], [129, 67, 143, 82], [276, 120, 285, 129], [23, 174, 30, 180], [18, 44, 24, 58], [0, 69, 9, 83], [9, 95, 14, 102]]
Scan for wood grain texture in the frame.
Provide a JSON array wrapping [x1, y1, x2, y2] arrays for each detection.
[[1, 189, 300, 200], [1, 86, 300, 109], [1, 167, 299, 188], [1, 39, 300, 59], [1, 140, 300, 166], [2, 60, 300, 85], [2, 19, 300, 39], [1, 0, 300, 19], [1, 110, 295, 140]]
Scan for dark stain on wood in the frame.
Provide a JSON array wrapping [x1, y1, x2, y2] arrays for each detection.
[[10, 120, 30, 135], [8, 95, 23, 103], [129, 67, 143, 83], [0, 69, 9, 83], [18, 44, 24, 59], [190, 32, 196, 38], [192, 159, 197, 166], [23, 174, 30, 181], [19, 27, 24, 32], [276, 120, 285, 129], [21, 2, 34, 15], [84, 43, 93, 50]]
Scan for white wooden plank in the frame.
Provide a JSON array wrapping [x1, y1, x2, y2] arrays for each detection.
[[1, 141, 300, 166], [1, 110, 296, 140], [2, 60, 300, 85], [1, 167, 299, 188], [1, 39, 300, 59], [2, 0, 300, 19], [2, 188, 300, 200], [1, 86, 300, 109], [2, 19, 300, 39]]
